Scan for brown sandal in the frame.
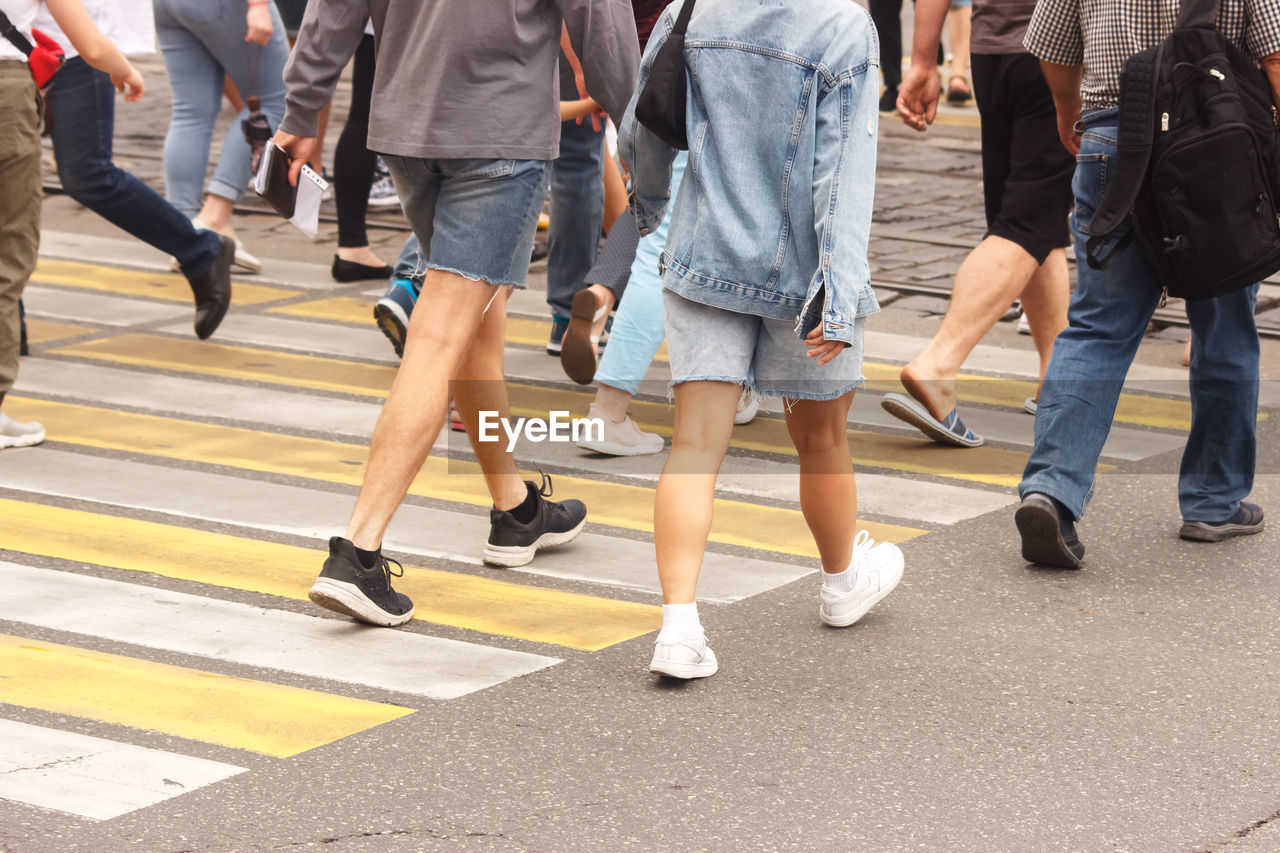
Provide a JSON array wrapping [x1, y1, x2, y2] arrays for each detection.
[[946, 75, 972, 105]]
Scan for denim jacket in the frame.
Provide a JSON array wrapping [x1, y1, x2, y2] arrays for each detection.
[[618, 0, 881, 345]]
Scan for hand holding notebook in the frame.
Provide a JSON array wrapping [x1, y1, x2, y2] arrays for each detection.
[[254, 141, 327, 239]]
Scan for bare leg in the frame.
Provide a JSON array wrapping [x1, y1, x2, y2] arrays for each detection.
[[654, 381, 741, 604], [450, 287, 527, 511], [784, 392, 859, 574], [602, 147, 628, 235], [946, 6, 971, 83], [336, 245, 389, 267], [345, 270, 499, 548], [900, 235, 1039, 419], [595, 382, 633, 423], [313, 103, 331, 173], [194, 195, 238, 236], [1016, 247, 1069, 399]]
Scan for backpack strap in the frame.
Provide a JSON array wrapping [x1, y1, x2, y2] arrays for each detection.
[[1082, 44, 1161, 268], [1177, 0, 1221, 30], [671, 0, 698, 35], [0, 9, 35, 57]]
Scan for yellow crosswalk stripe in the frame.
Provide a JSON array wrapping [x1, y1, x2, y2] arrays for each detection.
[[23, 318, 91, 344], [48, 334, 1043, 487], [10, 396, 925, 554], [2, 498, 658, 651], [0, 633, 411, 758], [32, 258, 298, 306]]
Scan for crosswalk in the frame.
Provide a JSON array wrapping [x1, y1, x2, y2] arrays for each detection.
[[1, 251, 1208, 820]]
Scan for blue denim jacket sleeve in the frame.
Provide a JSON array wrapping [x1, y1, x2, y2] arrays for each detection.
[[797, 63, 881, 346], [618, 6, 680, 236]]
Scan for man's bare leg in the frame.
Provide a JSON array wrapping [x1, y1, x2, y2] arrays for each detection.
[[899, 235, 1040, 420], [345, 269, 500, 549], [1016, 247, 1070, 397]]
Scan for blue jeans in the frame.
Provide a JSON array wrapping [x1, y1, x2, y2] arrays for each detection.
[[46, 57, 221, 276], [596, 150, 687, 396], [154, 0, 289, 216], [1019, 123, 1260, 523], [546, 118, 605, 318], [391, 233, 423, 286]]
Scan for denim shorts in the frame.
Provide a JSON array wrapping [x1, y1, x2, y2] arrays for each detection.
[[663, 289, 866, 401], [381, 156, 551, 288]]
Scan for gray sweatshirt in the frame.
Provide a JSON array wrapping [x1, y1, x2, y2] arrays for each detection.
[[280, 0, 641, 161]]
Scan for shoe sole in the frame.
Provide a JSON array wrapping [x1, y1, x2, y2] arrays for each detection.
[[307, 578, 415, 627], [576, 438, 665, 457], [1015, 500, 1083, 569], [482, 516, 588, 568], [367, 196, 403, 208], [1178, 520, 1265, 542], [649, 658, 718, 679], [560, 289, 600, 385], [819, 567, 903, 628], [373, 301, 408, 359], [880, 394, 984, 448]]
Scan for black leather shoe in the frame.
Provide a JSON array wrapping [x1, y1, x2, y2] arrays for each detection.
[[186, 235, 234, 340], [332, 256, 394, 282], [1015, 493, 1085, 569]]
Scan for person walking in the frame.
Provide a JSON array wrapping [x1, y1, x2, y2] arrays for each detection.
[[153, 0, 289, 274], [1014, 0, 1277, 568], [34, 0, 234, 341], [274, 0, 640, 626], [885, 0, 1072, 446], [624, 0, 904, 679]]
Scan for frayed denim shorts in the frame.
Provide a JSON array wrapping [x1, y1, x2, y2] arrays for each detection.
[[381, 155, 551, 287], [663, 289, 865, 402]]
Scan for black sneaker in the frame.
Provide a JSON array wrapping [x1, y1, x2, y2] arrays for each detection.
[[878, 87, 899, 113], [1015, 492, 1085, 569], [308, 537, 415, 626], [1179, 501, 1265, 542], [483, 474, 587, 567], [186, 234, 234, 340]]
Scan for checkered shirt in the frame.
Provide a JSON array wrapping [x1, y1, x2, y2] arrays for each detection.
[[1024, 0, 1280, 111]]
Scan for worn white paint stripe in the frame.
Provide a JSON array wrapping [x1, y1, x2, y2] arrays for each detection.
[[0, 718, 246, 821], [0, 561, 561, 700], [22, 285, 190, 327], [0, 451, 811, 603]]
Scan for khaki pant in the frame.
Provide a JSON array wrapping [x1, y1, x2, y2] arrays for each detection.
[[0, 63, 41, 397]]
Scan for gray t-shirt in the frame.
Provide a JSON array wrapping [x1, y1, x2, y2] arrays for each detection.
[[971, 0, 1038, 55], [280, 0, 640, 161]]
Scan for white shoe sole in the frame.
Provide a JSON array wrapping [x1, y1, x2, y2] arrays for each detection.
[[819, 570, 903, 627], [0, 427, 46, 449], [649, 657, 718, 679], [367, 195, 402, 209], [482, 517, 587, 568], [576, 438, 665, 457], [307, 578, 414, 627]]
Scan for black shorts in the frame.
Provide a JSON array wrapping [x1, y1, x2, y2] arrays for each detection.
[[971, 52, 1075, 264]]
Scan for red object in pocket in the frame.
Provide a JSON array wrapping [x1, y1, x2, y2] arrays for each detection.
[[28, 29, 65, 90]]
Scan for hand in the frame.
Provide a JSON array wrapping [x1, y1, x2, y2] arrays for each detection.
[[896, 64, 940, 132], [1056, 106, 1082, 156], [804, 326, 844, 365], [246, 3, 273, 45], [271, 129, 316, 187], [110, 65, 144, 102]]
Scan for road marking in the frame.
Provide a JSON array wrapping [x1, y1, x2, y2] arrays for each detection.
[[1, 450, 815, 603], [0, 561, 560, 700], [32, 258, 297, 306], [0, 719, 247, 821], [11, 396, 927, 550], [0, 497, 662, 651], [0, 633, 412, 758], [46, 335, 1041, 487], [22, 318, 91, 344], [23, 285, 191, 326]]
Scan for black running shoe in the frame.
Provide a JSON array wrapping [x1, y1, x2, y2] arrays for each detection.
[[483, 474, 587, 567], [1179, 501, 1265, 542], [186, 234, 235, 340], [1015, 492, 1085, 569], [309, 537, 415, 626]]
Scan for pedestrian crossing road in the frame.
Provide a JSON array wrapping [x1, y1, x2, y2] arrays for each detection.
[[1, 252, 1222, 821]]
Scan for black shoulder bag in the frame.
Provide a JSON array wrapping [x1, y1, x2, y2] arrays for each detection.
[[634, 0, 697, 150]]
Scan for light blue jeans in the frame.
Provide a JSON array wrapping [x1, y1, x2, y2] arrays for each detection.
[[154, 0, 289, 216], [595, 150, 687, 396], [1019, 120, 1260, 523]]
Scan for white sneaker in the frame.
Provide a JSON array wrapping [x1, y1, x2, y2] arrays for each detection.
[[368, 160, 401, 208], [649, 634, 719, 679], [0, 411, 46, 449], [577, 403, 664, 456], [192, 218, 262, 274], [734, 386, 760, 425], [1016, 310, 1032, 335], [819, 530, 904, 627]]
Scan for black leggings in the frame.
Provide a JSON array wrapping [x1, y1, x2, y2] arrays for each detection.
[[334, 34, 377, 248]]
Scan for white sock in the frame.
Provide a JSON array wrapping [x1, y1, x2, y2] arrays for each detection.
[[823, 566, 860, 593], [658, 602, 702, 642]]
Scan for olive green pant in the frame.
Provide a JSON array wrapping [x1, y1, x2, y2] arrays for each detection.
[[0, 63, 41, 398]]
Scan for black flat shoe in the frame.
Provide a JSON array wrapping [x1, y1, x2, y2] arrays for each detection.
[[332, 256, 393, 282]]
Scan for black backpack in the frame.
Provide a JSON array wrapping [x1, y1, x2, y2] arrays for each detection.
[[1082, 0, 1280, 300]]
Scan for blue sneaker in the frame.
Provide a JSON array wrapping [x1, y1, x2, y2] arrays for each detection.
[[374, 278, 419, 359], [546, 315, 569, 355]]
